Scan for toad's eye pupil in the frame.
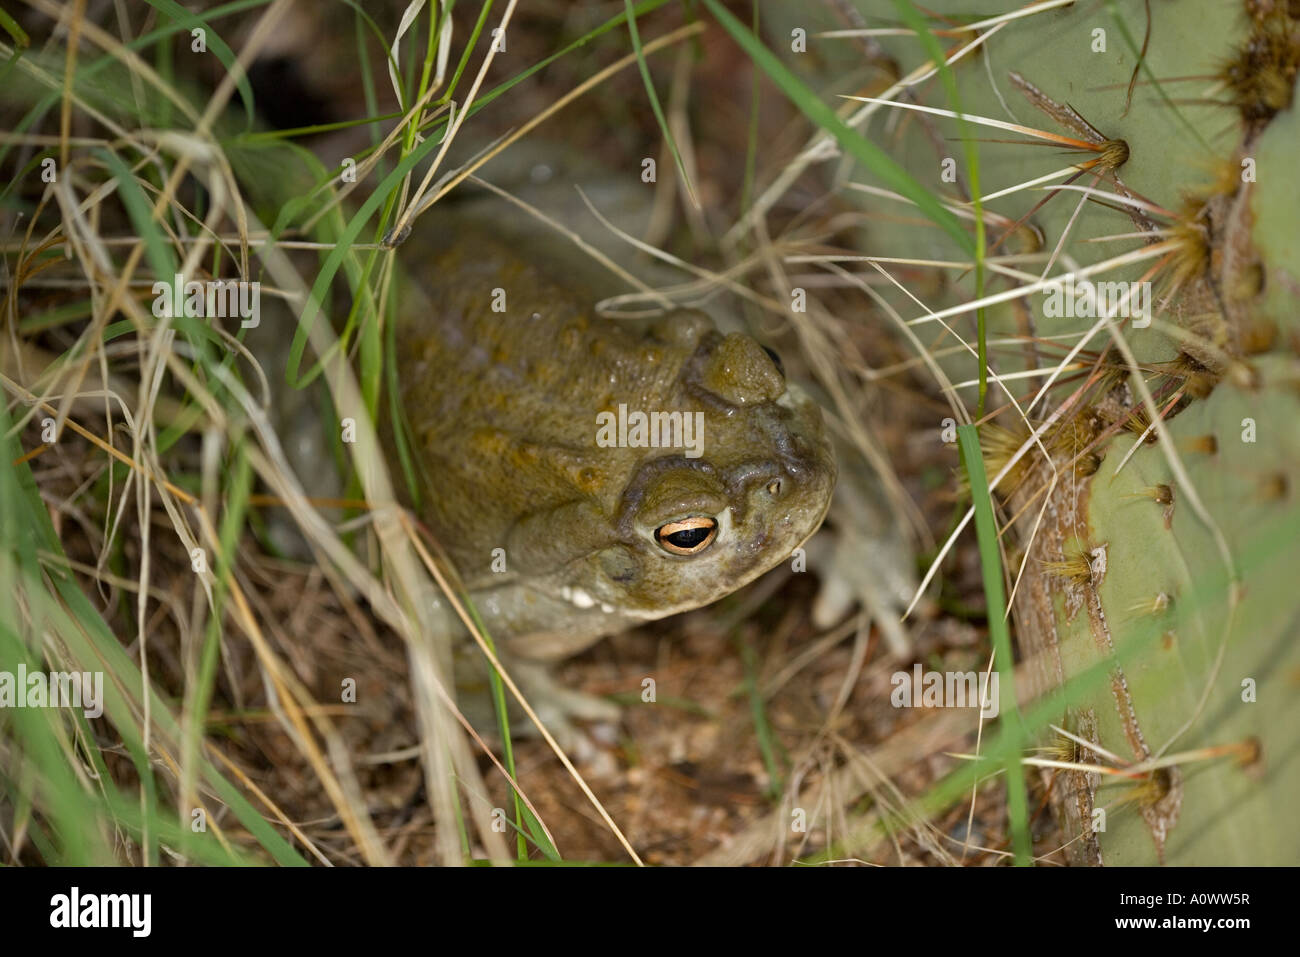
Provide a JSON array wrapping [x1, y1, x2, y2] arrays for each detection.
[[668, 527, 710, 548], [761, 346, 785, 377], [654, 517, 719, 555]]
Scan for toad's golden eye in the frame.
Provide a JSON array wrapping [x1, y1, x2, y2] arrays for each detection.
[[654, 516, 718, 556]]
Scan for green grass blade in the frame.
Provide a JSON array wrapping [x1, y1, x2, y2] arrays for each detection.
[[957, 423, 1031, 865], [624, 0, 700, 209], [701, 0, 973, 255], [890, 1, 989, 416], [139, 0, 257, 130]]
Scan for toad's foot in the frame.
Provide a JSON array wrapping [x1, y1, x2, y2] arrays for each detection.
[[806, 474, 918, 658], [454, 643, 621, 769]]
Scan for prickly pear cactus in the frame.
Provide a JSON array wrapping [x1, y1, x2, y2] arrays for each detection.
[[1060, 355, 1299, 865], [986, 0, 1300, 866], [764, 0, 1300, 862]]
